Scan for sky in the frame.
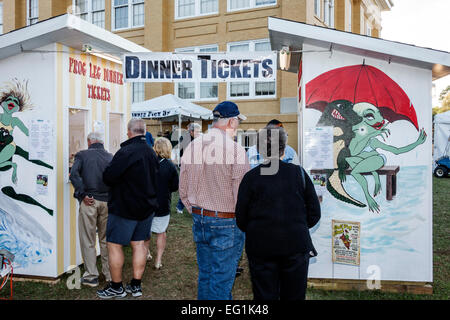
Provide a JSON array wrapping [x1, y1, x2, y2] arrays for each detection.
[[380, 0, 450, 107]]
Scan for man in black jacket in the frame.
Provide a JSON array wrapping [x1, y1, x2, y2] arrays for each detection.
[[70, 132, 113, 288], [96, 118, 159, 299]]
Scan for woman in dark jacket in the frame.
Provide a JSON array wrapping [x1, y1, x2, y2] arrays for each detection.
[[235, 125, 321, 300], [144, 137, 179, 270]]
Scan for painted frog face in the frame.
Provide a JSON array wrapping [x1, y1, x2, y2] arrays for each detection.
[[352, 102, 387, 135], [1, 95, 20, 114]]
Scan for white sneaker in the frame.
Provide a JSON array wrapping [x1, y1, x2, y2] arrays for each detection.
[[176, 208, 183, 214], [147, 250, 152, 261]]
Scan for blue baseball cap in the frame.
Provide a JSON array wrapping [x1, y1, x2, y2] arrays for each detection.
[[212, 101, 247, 121]]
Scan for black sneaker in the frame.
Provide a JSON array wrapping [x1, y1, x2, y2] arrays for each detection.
[[80, 277, 99, 287], [125, 283, 143, 297], [96, 283, 127, 299]]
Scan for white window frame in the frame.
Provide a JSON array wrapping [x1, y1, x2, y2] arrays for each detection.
[[346, 0, 352, 32], [227, 0, 277, 13], [314, 0, 321, 18], [0, 2, 3, 34], [72, 0, 106, 28], [226, 39, 277, 101], [175, 0, 219, 20], [66, 106, 91, 183], [174, 44, 219, 102], [132, 82, 145, 103], [112, 0, 145, 31], [324, 0, 334, 28], [27, 0, 39, 26], [107, 112, 125, 155]]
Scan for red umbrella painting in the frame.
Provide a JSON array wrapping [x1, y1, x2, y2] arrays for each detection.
[[304, 63, 426, 213], [305, 63, 419, 131]]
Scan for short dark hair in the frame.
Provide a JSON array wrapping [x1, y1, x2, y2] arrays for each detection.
[[257, 124, 287, 159], [267, 119, 283, 127]]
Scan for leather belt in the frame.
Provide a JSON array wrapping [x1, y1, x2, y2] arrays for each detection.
[[192, 207, 235, 219]]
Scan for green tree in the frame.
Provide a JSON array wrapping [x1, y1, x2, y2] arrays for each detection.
[[434, 85, 450, 116]]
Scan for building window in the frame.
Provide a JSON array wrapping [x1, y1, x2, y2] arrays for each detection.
[[109, 113, 124, 154], [92, 0, 105, 27], [227, 39, 276, 100], [0, 3, 3, 34], [324, 0, 334, 28], [314, 0, 321, 18], [68, 108, 89, 172], [113, 0, 145, 30], [74, 0, 105, 28], [175, 0, 218, 19], [132, 82, 145, 103], [175, 45, 219, 101], [228, 0, 276, 12], [28, 0, 39, 25], [346, 0, 352, 32]]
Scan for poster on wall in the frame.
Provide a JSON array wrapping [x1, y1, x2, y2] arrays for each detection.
[[303, 126, 334, 170], [301, 44, 432, 282], [29, 119, 53, 163], [332, 220, 361, 266], [36, 174, 49, 196]]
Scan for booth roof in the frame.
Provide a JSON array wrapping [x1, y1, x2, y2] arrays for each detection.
[[268, 17, 450, 81], [131, 94, 213, 121], [0, 14, 150, 61]]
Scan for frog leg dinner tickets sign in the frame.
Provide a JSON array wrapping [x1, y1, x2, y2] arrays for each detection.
[[332, 220, 361, 266]]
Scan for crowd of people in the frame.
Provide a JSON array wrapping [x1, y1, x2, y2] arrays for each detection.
[[69, 100, 321, 300]]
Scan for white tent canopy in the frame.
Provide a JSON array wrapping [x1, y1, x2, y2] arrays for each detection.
[[131, 94, 213, 122], [433, 110, 450, 166]]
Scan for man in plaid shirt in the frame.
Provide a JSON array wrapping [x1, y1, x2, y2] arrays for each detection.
[[179, 101, 250, 300]]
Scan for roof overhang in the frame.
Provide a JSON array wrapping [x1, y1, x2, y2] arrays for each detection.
[[375, 0, 394, 11], [268, 17, 450, 81], [0, 14, 150, 61]]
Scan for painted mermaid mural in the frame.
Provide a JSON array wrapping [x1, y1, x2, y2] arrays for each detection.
[[305, 63, 427, 213], [0, 79, 54, 269]]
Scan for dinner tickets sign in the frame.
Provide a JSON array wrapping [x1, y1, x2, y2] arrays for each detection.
[[123, 52, 277, 83]]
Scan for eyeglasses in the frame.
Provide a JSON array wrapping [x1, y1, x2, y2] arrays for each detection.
[[233, 117, 242, 124]]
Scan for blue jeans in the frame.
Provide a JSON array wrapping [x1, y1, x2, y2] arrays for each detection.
[[192, 211, 245, 300], [176, 198, 185, 211]]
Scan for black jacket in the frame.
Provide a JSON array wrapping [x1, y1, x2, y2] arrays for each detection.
[[69, 143, 113, 202], [103, 135, 159, 221], [155, 157, 179, 217], [235, 160, 321, 258]]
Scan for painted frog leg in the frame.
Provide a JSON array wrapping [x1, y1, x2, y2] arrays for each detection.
[[0, 144, 18, 183], [372, 171, 381, 197], [347, 153, 384, 213], [15, 145, 53, 169], [2, 186, 53, 216]]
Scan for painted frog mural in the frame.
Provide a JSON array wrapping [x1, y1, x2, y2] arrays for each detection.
[[346, 102, 426, 213], [305, 64, 427, 213], [0, 79, 53, 215], [0, 79, 54, 270]]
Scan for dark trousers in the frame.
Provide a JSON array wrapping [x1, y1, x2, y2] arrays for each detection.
[[247, 252, 310, 300]]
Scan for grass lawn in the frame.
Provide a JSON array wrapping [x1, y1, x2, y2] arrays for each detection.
[[1, 177, 449, 300]]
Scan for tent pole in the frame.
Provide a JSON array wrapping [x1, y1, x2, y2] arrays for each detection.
[[178, 113, 182, 166]]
